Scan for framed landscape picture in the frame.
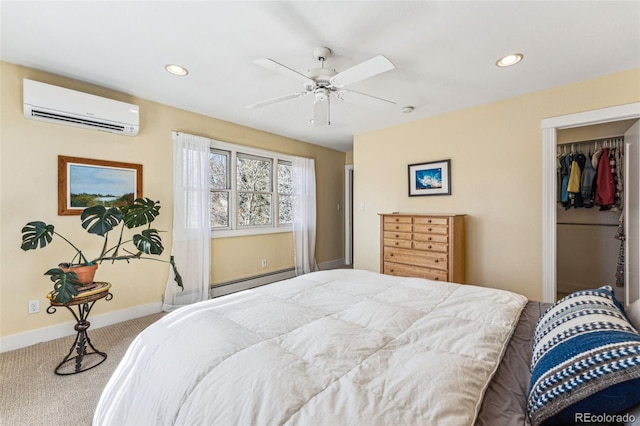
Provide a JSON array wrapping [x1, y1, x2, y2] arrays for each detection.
[[408, 159, 451, 197], [58, 156, 143, 215]]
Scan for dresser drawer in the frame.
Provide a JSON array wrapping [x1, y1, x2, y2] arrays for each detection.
[[413, 233, 448, 243], [384, 223, 412, 232], [413, 241, 448, 252], [383, 231, 412, 240], [384, 238, 412, 248], [384, 247, 448, 271], [383, 261, 448, 281], [384, 216, 412, 224], [413, 224, 448, 235], [414, 217, 448, 226]]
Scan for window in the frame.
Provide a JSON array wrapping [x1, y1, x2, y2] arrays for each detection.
[[237, 154, 272, 226], [278, 161, 293, 225], [209, 141, 294, 237], [210, 149, 230, 227]]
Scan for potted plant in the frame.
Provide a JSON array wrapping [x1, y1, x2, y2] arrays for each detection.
[[20, 197, 183, 303]]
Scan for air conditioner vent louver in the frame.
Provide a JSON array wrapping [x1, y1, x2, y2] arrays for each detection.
[[23, 79, 139, 136], [30, 109, 126, 132]]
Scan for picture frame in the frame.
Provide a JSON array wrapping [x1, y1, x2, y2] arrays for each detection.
[[58, 156, 143, 215], [408, 159, 451, 197]]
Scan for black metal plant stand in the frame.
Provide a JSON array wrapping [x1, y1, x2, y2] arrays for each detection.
[[46, 282, 112, 375]]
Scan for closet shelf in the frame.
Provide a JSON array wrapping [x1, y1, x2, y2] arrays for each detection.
[[557, 222, 618, 227]]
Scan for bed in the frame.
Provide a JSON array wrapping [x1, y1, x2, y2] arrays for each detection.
[[93, 269, 640, 426]]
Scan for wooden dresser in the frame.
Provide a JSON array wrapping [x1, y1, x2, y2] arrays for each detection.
[[379, 213, 465, 283]]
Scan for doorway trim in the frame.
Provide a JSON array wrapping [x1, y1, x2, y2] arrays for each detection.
[[345, 164, 354, 265], [541, 102, 640, 303]]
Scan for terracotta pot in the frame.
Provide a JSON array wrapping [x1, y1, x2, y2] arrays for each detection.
[[59, 263, 98, 285]]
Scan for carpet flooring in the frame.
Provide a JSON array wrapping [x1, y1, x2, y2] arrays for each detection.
[[0, 312, 165, 426]]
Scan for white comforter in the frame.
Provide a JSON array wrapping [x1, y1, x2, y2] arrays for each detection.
[[94, 269, 527, 426]]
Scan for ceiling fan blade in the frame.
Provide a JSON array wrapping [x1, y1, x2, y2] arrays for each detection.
[[336, 89, 396, 109], [246, 92, 308, 109], [330, 55, 395, 88], [253, 58, 316, 86], [313, 97, 330, 127]]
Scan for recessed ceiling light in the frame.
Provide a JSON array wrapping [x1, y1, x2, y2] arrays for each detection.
[[165, 64, 189, 76], [401, 106, 414, 114], [496, 53, 523, 67]]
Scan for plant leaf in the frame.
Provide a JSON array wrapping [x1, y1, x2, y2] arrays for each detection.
[[132, 229, 164, 255], [20, 221, 55, 251], [81, 205, 123, 236], [123, 198, 161, 229], [44, 268, 80, 303]]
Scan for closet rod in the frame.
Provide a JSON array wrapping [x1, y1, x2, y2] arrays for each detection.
[[557, 222, 618, 227], [557, 135, 624, 146]]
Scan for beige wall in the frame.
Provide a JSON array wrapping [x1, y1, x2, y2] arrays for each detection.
[[353, 68, 640, 301], [0, 61, 345, 338]]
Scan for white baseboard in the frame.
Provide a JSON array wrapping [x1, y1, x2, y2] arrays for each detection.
[[0, 301, 162, 353]]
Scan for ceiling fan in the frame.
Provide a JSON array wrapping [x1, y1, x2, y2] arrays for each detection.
[[246, 47, 396, 127]]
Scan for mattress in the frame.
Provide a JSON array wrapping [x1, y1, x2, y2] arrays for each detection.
[[476, 301, 551, 426], [94, 269, 528, 425]]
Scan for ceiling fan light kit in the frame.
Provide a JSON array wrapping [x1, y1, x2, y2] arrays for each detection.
[[247, 46, 396, 127]]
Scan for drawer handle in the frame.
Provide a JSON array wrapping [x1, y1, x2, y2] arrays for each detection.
[[434, 259, 439, 263], [390, 253, 394, 257], [395, 242, 399, 246], [434, 277, 439, 281], [427, 245, 432, 249], [395, 226, 399, 230], [428, 237, 433, 241], [395, 234, 399, 238], [395, 218, 399, 222], [428, 228, 432, 231], [428, 219, 432, 223]]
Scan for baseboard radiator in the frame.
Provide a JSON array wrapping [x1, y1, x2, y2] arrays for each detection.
[[210, 268, 296, 298]]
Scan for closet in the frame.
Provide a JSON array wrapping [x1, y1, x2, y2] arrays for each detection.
[[556, 120, 638, 304]]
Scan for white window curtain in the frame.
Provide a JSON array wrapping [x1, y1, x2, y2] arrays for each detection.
[[292, 157, 317, 275], [163, 131, 211, 311]]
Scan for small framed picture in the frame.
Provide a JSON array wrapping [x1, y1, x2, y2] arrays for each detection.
[[408, 159, 451, 197], [58, 156, 143, 215]]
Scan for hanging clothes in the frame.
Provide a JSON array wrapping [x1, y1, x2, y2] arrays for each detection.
[[567, 154, 581, 192], [567, 152, 586, 207], [615, 212, 625, 288], [614, 143, 624, 210], [556, 138, 624, 211], [560, 153, 571, 208], [591, 146, 604, 169], [595, 147, 615, 209], [581, 152, 597, 208], [556, 152, 564, 204]]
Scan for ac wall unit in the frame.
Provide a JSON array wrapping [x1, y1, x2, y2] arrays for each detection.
[[23, 79, 139, 136]]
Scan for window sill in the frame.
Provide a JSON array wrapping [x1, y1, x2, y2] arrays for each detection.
[[211, 226, 292, 239]]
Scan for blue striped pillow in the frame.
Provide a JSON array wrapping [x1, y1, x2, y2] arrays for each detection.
[[527, 286, 640, 426]]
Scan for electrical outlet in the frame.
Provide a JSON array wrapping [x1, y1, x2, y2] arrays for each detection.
[[28, 299, 40, 314], [261, 259, 267, 268]]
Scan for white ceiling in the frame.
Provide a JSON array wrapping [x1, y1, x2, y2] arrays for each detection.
[[1, 1, 639, 152]]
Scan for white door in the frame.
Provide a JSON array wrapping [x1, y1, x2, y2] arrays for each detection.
[[625, 120, 640, 305]]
